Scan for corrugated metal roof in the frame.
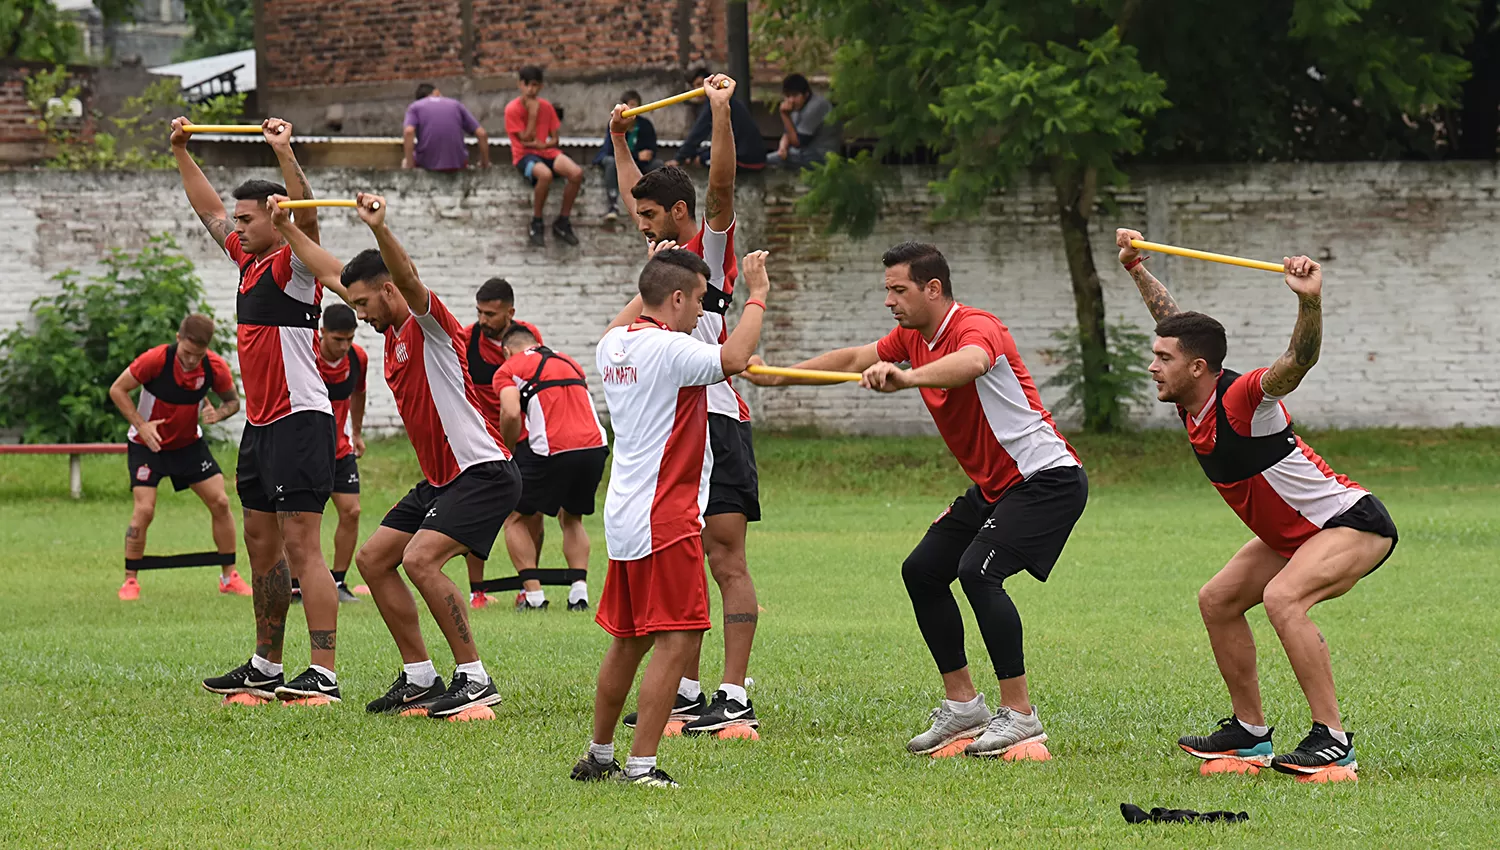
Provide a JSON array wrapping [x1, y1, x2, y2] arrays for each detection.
[[148, 49, 256, 92]]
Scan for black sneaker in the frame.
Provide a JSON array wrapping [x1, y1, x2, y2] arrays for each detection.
[[570, 755, 622, 782], [623, 691, 707, 728], [275, 667, 341, 702], [552, 216, 579, 246], [202, 659, 283, 699], [290, 585, 303, 605], [528, 218, 545, 246], [336, 584, 361, 604], [567, 598, 590, 612], [1178, 716, 1274, 765], [1271, 723, 1356, 775], [619, 766, 680, 788], [365, 671, 446, 714], [683, 689, 759, 735], [427, 671, 502, 718]]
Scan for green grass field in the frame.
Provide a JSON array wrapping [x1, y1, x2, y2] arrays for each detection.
[[1, 429, 1497, 848]]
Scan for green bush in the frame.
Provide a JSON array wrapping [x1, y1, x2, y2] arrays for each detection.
[[1040, 322, 1154, 433], [0, 235, 234, 443]]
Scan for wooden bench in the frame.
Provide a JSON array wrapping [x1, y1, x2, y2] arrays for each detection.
[[0, 443, 126, 498]]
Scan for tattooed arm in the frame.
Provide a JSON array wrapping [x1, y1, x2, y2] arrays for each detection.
[[1261, 256, 1323, 397], [169, 116, 232, 250], [703, 74, 737, 233], [264, 118, 320, 245], [1116, 228, 1180, 322]]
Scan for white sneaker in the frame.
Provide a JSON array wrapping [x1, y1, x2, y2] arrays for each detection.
[[964, 706, 1047, 757], [906, 695, 991, 754]]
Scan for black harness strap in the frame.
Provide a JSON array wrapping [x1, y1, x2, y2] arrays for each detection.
[[473, 568, 587, 593], [127, 552, 237, 570], [702, 282, 730, 315], [1185, 369, 1299, 485], [324, 347, 363, 401], [518, 347, 587, 414], [466, 325, 501, 387], [142, 344, 219, 406], [236, 254, 320, 329]]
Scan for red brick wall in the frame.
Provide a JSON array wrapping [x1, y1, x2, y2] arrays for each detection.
[[260, 0, 467, 89], [0, 64, 94, 146]]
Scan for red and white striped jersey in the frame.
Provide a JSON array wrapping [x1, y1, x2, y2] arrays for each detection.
[[225, 231, 330, 425], [597, 322, 726, 560], [383, 291, 510, 486], [1181, 368, 1366, 557], [126, 345, 235, 451], [493, 346, 607, 456], [875, 302, 1080, 502], [681, 218, 750, 422]]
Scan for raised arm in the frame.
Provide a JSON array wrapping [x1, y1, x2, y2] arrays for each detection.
[[264, 118, 318, 244], [356, 193, 428, 315], [496, 386, 525, 448], [1115, 228, 1180, 323], [1261, 256, 1323, 397], [609, 104, 644, 217], [703, 74, 737, 232], [742, 343, 881, 386], [718, 249, 770, 375], [268, 195, 350, 303], [169, 117, 232, 249]]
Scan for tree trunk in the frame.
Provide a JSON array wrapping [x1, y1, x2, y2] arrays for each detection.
[[1051, 160, 1113, 432], [726, 1, 752, 107], [1456, 0, 1499, 160]]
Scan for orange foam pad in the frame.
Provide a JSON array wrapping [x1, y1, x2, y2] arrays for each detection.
[[663, 720, 686, 738], [1297, 765, 1358, 783], [351, 585, 372, 596], [279, 696, 333, 707], [716, 724, 760, 741], [447, 705, 496, 722], [221, 693, 270, 706], [930, 738, 975, 759], [1002, 741, 1052, 762], [1200, 759, 1261, 776], [399, 706, 430, 718]]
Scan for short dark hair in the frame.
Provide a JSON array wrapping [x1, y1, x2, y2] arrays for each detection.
[[782, 73, 811, 95], [178, 313, 214, 346], [620, 89, 641, 105], [687, 66, 710, 84], [631, 165, 695, 219], [639, 249, 712, 306], [340, 248, 390, 288], [231, 180, 287, 203], [414, 83, 436, 100], [881, 241, 953, 297], [1154, 311, 1227, 372], [501, 323, 537, 346], [475, 277, 514, 304], [323, 303, 357, 332], [519, 65, 544, 83]]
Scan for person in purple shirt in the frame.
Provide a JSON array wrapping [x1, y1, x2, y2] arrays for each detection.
[[402, 84, 491, 172]]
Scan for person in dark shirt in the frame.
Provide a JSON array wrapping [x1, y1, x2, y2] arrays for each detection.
[[668, 69, 766, 172], [594, 90, 660, 222]]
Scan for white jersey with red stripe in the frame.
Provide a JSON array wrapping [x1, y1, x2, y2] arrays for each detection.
[[681, 218, 751, 421], [597, 322, 726, 561], [382, 291, 510, 487], [875, 303, 1079, 501], [1182, 367, 1366, 557], [225, 232, 330, 426]]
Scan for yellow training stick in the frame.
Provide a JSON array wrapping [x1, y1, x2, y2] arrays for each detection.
[[1129, 239, 1286, 274], [276, 199, 380, 210], [180, 124, 276, 134], [621, 81, 730, 118], [747, 365, 863, 383]]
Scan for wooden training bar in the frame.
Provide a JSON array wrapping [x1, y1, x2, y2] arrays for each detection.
[[747, 365, 863, 383], [1129, 239, 1286, 274]]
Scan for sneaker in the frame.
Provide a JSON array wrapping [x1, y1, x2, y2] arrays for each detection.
[[552, 217, 579, 246], [570, 755, 623, 782], [1178, 716, 1274, 765], [336, 584, 361, 604], [683, 690, 759, 735], [365, 671, 446, 714], [623, 692, 708, 729], [964, 706, 1047, 757], [275, 667, 341, 702], [202, 659, 283, 699], [528, 218, 546, 246], [603, 207, 619, 224], [906, 695, 991, 755], [567, 598, 590, 612], [1271, 723, 1356, 775], [619, 767, 680, 788], [427, 671, 502, 718], [290, 585, 303, 605], [515, 593, 548, 612], [118, 577, 140, 601], [219, 571, 252, 596], [470, 591, 490, 609]]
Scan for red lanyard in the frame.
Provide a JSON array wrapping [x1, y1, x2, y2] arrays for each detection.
[[633, 315, 671, 331]]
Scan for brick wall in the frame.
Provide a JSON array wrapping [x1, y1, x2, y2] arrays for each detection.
[[2, 162, 1497, 442], [0, 63, 95, 163]]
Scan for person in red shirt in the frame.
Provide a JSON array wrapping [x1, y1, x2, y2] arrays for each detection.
[[1116, 229, 1398, 778], [108, 314, 245, 601], [505, 65, 583, 247], [317, 304, 367, 603], [492, 323, 609, 613], [746, 242, 1087, 759]]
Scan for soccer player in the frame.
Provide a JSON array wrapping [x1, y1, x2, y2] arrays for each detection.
[[571, 248, 770, 788], [1115, 229, 1398, 777], [269, 194, 520, 718], [744, 242, 1087, 759], [318, 303, 367, 603], [606, 74, 762, 735], [172, 116, 343, 703], [492, 323, 609, 612], [109, 314, 245, 601]]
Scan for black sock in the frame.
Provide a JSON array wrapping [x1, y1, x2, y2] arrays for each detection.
[[331, 570, 347, 585], [531, 216, 543, 225]]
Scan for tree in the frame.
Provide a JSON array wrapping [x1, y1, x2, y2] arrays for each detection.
[[1, 0, 137, 62], [177, 0, 255, 62]]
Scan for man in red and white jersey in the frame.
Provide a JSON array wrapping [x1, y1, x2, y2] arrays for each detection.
[[570, 248, 769, 788], [107, 314, 245, 601], [317, 304, 367, 604], [493, 323, 608, 612], [272, 194, 521, 719], [1117, 229, 1397, 779], [605, 74, 762, 735], [746, 242, 1087, 760], [172, 116, 344, 705]]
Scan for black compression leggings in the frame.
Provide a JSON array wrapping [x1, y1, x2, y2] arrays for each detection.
[[901, 531, 1032, 681]]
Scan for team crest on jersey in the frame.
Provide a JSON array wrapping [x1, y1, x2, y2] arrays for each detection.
[[395, 342, 409, 364], [191, 376, 204, 389], [933, 504, 952, 525], [135, 465, 151, 482]]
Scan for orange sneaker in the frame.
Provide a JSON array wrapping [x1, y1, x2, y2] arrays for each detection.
[[470, 591, 490, 609], [118, 577, 140, 601], [220, 570, 252, 596]]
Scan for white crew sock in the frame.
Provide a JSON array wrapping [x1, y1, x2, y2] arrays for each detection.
[[944, 693, 984, 712], [677, 678, 702, 700], [525, 590, 546, 608], [569, 580, 589, 604], [719, 683, 748, 705], [625, 755, 656, 778], [1327, 727, 1349, 746], [404, 659, 438, 687], [589, 741, 615, 764], [456, 660, 489, 684], [250, 655, 282, 677], [1238, 718, 1271, 737], [310, 664, 336, 683]]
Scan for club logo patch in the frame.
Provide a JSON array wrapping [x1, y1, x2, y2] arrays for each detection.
[[136, 465, 151, 482], [191, 376, 204, 389], [394, 342, 409, 364]]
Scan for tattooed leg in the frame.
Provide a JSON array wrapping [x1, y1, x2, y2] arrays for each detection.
[[124, 487, 157, 579], [244, 509, 288, 663], [706, 513, 756, 687], [282, 510, 337, 669], [404, 530, 480, 665]]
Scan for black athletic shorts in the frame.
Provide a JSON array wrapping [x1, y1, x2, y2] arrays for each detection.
[[236, 410, 336, 514], [127, 438, 221, 491], [706, 413, 760, 521], [513, 441, 608, 517], [927, 465, 1089, 582], [1323, 493, 1399, 574], [333, 453, 361, 495], [380, 460, 521, 560]]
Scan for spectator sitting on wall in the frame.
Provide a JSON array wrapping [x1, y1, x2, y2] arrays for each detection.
[[402, 83, 491, 172], [594, 90, 660, 223], [505, 65, 584, 248], [668, 68, 767, 172], [768, 74, 839, 170]]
